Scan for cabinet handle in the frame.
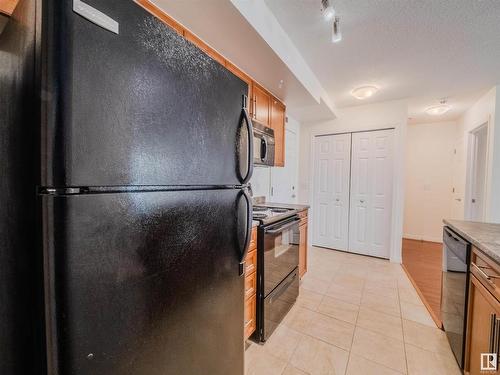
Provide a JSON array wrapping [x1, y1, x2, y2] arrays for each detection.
[[472, 263, 500, 287], [490, 314, 496, 353], [496, 318, 500, 364]]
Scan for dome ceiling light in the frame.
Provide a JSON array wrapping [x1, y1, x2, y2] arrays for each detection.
[[351, 85, 379, 100], [425, 99, 451, 116]]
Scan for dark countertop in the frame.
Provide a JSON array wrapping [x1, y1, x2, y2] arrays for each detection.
[[255, 202, 310, 213], [444, 219, 500, 264]]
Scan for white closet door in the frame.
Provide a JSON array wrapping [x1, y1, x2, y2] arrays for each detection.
[[312, 133, 351, 251], [349, 129, 394, 258]]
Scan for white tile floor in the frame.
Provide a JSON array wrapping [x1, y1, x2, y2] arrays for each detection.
[[245, 246, 461, 375]]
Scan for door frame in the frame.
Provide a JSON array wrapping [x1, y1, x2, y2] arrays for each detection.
[[465, 118, 491, 221], [308, 125, 403, 263]]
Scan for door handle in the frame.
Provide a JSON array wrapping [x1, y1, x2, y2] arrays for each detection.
[[238, 189, 252, 275], [490, 314, 496, 353], [360, 199, 365, 203], [239, 99, 254, 184]]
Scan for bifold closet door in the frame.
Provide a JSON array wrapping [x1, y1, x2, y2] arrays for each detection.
[[349, 129, 394, 258], [312, 133, 351, 251]]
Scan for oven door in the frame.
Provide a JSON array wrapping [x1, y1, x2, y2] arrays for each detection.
[[262, 267, 299, 341], [262, 217, 300, 297]]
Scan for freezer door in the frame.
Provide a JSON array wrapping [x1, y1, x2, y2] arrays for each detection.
[[41, 189, 249, 375], [41, 0, 252, 187]]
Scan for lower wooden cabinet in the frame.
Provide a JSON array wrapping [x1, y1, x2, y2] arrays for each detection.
[[244, 294, 257, 340], [244, 227, 258, 340], [467, 274, 500, 374]]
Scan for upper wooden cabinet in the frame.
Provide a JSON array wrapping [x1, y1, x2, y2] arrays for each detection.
[[0, 0, 18, 16], [225, 61, 252, 113], [183, 30, 225, 66], [136, 0, 183, 35], [136, 0, 286, 167], [252, 83, 271, 127], [270, 98, 285, 167]]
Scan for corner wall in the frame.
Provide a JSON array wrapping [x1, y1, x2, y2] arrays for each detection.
[[403, 121, 457, 242], [457, 86, 500, 222]]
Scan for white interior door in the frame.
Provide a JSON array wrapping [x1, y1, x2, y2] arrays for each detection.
[[271, 129, 298, 203], [349, 129, 394, 258], [312, 133, 351, 251], [451, 136, 466, 219], [470, 125, 488, 221]]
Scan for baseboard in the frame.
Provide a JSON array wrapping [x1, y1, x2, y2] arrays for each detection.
[[403, 233, 443, 244]]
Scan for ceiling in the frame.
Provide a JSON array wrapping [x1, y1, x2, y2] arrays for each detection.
[[265, 0, 500, 123]]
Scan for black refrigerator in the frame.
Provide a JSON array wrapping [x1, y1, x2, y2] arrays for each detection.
[[1, 1, 254, 374]]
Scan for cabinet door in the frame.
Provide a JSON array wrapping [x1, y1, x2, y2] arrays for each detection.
[[299, 223, 308, 278], [271, 98, 286, 167], [252, 84, 270, 126], [468, 275, 500, 375], [312, 133, 351, 251]]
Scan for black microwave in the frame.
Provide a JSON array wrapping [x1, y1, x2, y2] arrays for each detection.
[[252, 121, 275, 167]]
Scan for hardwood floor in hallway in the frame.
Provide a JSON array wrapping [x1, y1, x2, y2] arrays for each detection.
[[401, 239, 443, 327]]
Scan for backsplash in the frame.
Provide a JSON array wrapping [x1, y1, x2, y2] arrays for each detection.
[[250, 166, 271, 200]]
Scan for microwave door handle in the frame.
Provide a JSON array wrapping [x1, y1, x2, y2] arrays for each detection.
[[240, 103, 254, 184], [261, 138, 268, 161]]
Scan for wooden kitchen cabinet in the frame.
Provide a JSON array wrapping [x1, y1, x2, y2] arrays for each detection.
[[0, 0, 18, 16], [225, 61, 252, 114], [466, 274, 500, 374], [270, 98, 286, 167], [298, 210, 308, 278], [252, 83, 271, 126], [183, 30, 225, 66], [137, 0, 287, 167], [243, 227, 258, 340]]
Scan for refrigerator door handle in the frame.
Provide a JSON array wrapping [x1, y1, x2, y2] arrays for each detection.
[[238, 189, 253, 275], [239, 97, 254, 184]]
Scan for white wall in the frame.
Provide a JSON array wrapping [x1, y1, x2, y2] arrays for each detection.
[[456, 86, 500, 222], [298, 99, 408, 262], [404, 122, 457, 242], [250, 115, 301, 202]]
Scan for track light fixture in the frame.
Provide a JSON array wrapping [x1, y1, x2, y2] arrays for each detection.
[[321, 0, 335, 21], [332, 17, 342, 43]]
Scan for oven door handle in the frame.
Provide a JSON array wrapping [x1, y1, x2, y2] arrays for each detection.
[[265, 218, 300, 234]]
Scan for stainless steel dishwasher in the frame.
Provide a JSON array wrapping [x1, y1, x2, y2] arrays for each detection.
[[442, 226, 471, 369]]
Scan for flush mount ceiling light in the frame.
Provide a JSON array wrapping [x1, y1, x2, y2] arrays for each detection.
[[425, 99, 451, 116], [332, 17, 342, 43], [321, 0, 335, 21], [351, 85, 378, 100]]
